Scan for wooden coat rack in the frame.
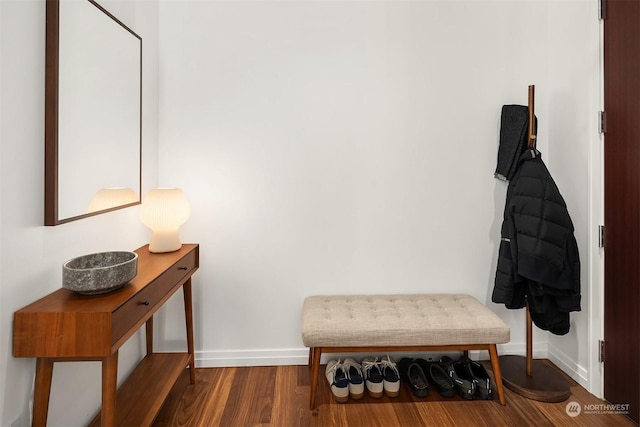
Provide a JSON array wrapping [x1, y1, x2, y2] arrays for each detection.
[[498, 85, 571, 402]]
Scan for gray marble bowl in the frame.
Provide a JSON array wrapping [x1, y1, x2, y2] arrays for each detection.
[[63, 251, 138, 295]]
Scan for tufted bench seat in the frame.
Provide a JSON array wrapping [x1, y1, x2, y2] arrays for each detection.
[[301, 294, 510, 409]]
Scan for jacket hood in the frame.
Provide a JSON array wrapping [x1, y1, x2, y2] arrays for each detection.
[[494, 104, 537, 181]]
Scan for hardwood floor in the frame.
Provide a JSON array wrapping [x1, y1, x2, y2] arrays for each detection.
[[153, 360, 636, 426]]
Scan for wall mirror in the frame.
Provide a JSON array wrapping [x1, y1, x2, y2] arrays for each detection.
[[45, 0, 142, 225]]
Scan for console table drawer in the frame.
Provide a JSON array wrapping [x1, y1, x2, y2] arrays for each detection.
[[156, 248, 198, 291], [111, 248, 198, 347]]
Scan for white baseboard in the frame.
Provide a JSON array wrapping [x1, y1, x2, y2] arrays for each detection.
[[496, 341, 548, 359], [547, 343, 590, 391], [195, 341, 549, 368], [196, 348, 309, 367]]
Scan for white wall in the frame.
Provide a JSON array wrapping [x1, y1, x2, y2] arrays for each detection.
[[0, 0, 159, 425], [542, 1, 602, 394], [158, 0, 600, 387], [0, 0, 602, 425]]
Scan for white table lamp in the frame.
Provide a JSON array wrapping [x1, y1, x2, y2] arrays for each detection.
[[140, 188, 191, 253]]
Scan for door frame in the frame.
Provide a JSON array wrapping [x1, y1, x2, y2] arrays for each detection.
[[590, 11, 605, 399], [601, 0, 640, 422]]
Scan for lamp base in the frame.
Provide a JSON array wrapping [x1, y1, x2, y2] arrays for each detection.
[[148, 230, 182, 253]]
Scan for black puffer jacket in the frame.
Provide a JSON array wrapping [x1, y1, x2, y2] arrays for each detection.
[[493, 149, 581, 335]]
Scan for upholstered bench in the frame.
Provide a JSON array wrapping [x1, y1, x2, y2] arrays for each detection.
[[301, 294, 510, 409]]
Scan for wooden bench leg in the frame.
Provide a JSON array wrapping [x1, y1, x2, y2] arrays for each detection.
[[488, 344, 506, 405], [308, 347, 314, 368], [309, 347, 322, 410]]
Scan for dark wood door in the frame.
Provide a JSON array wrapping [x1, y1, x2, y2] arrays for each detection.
[[604, 0, 640, 423]]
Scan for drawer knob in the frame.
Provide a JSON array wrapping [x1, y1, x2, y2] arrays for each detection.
[[139, 300, 150, 306], [179, 266, 188, 271]]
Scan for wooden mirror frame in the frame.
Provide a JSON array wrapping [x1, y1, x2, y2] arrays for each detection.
[[45, 0, 142, 226]]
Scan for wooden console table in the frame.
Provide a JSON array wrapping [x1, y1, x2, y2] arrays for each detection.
[[13, 244, 199, 427]]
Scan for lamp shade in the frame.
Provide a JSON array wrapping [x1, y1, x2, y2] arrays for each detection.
[[87, 187, 138, 213], [140, 188, 191, 253]]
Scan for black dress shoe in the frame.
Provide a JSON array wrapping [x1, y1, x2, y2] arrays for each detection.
[[441, 356, 476, 399], [416, 359, 455, 398], [399, 358, 429, 398], [465, 359, 494, 400]]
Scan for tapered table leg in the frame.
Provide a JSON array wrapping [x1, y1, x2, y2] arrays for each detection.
[[101, 352, 118, 427], [32, 358, 54, 427], [145, 316, 154, 355], [183, 278, 196, 384]]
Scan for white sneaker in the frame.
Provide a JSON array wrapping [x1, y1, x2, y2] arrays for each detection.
[[325, 359, 349, 403], [361, 356, 384, 398], [342, 357, 365, 399], [380, 355, 401, 397]]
